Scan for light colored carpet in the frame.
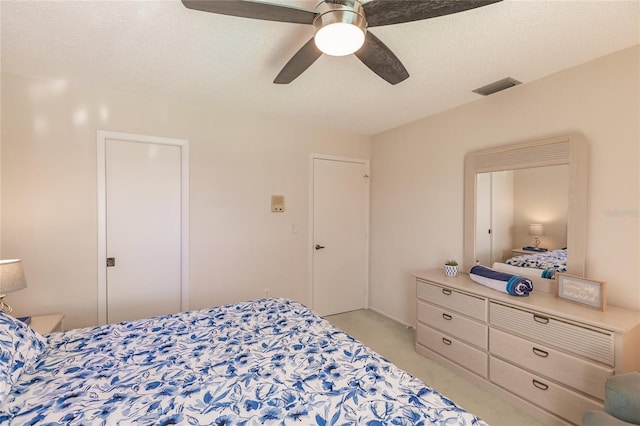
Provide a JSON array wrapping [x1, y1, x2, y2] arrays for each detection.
[[325, 309, 544, 426]]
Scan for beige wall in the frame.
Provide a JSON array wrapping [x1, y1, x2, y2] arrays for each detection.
[[370, 46, 639, 325], [0, 73, 370, 329], [2, 46, 638, 330]]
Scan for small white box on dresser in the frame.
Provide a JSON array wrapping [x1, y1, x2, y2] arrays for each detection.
[[414, 269, 640, 426]]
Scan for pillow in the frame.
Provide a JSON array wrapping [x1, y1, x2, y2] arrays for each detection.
[[0, 311, 47, 403]]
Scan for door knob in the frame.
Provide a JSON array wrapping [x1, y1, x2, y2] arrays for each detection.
[[315, 244, 325, 250]]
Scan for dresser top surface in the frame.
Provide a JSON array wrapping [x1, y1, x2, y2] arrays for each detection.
[[414, 269, 640, 333]]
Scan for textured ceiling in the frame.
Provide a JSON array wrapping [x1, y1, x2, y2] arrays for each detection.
[[1, 0, 639, 135]]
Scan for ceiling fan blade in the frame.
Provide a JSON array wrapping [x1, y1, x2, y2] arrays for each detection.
[[181, 0, 316, 25], [274, 38, 322, 84], [354, 32, 408, 85], [363, 0, 502, 27]]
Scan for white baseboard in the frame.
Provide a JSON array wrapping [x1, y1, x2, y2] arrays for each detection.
[[368, 306, 415, 330]]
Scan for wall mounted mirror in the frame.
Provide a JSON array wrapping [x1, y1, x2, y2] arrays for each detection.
[[463, 135, 588, 294]]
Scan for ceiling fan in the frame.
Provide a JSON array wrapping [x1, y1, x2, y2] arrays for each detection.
[[181, 0, 502, 85]]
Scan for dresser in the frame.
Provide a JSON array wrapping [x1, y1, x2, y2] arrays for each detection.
[[414, 269, 640, 426]]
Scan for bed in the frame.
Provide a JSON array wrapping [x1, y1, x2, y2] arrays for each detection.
[[0, 298, 488, 425], [496, 248, 567, 279]]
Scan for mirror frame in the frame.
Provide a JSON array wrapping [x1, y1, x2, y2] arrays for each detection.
[[463, 135, 588, 290]]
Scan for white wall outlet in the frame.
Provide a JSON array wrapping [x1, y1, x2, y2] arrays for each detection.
[[264, 288, 270, 297], [271, 195, 285, 212]]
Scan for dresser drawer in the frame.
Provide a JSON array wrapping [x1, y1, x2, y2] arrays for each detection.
[[490, 328, 612, 400], [490, 302, 614, 366], [418, 301, 488, 349], [417, 323, 487, 377], [490, 357, 602, 425], [417, 280, 486, 321]]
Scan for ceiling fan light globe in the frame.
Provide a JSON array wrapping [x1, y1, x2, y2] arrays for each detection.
[[315, 23, 365, 56]]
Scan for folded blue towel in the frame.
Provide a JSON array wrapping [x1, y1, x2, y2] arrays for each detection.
[[469, 265, 533, 296]]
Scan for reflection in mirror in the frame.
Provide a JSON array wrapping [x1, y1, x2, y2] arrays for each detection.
[[475, 165, 569, 272], [463, 135, 588, 294]]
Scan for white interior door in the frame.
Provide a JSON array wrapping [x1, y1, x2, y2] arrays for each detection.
[[476, 172, 492, 265], [312, 156, 369, 316], [99, 133, 188, 324], [491, 170, 514, 262]]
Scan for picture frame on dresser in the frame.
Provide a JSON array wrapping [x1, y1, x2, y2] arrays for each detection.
[[556, 273, 606, 311]]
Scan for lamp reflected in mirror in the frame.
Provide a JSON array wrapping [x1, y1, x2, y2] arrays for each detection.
[[528, 223, 545, 249]]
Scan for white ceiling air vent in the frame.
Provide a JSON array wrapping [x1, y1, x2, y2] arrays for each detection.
[[472, 77, 522, 96]]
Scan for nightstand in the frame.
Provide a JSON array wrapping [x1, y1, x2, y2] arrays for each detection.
[[29, 313, 65, 334], [511, 248, 547, 256]]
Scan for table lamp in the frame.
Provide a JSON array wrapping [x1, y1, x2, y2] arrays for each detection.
[[528, 224, 545, 249], [0, 259, 27, 314]]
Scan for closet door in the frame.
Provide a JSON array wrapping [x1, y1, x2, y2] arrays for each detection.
[[476, 173, 492, 266], [104, 137, 183, 323]]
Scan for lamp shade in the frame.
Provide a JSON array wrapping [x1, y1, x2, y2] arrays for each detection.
[[0, 259, 27, 294], [528, 224, 545, 237]]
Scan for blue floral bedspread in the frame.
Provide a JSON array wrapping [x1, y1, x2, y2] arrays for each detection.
[[505, 248, 567, 274], [0, 298, 488, 425]]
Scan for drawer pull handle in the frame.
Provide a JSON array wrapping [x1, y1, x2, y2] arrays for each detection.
[[532, 379, 549, 391], [533, 314, 550, 324], [532, 347, 549, 358], [442, 313, 452, 321], [442, 337, 452, 345], [442, 288, 452, 296]]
